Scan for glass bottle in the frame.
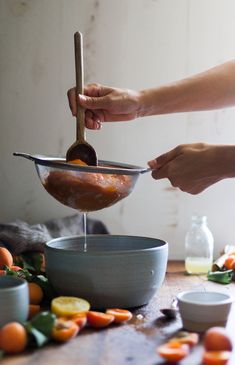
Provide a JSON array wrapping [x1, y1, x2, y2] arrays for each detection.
[[185, 215, 214, 274]]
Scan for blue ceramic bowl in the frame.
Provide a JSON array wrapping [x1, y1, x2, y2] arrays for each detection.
[[45, 235, 168, 309]]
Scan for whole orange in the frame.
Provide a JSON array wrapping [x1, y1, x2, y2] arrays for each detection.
[[28, 304, 41, 319], [0, 247, 13, 269], [28, 282, 44, 304], [204, 327, 233, 352], [224, 255, 235, 270], [0, 322, 27, 353]]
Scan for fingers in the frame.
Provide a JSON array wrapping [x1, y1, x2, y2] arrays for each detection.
[[67, 85, 110, 116], [149, 146, 186, 188], [67, 88, 106, 114], [67, 87, 105, 129], [151, 163, 185, 193], [84, 83, 112, 97], [151, 165, 170, 181], [85, 110, 102, 130], [67, 88, 77, 116], [84, 83, 102, 97], [148, 145, 183, 170], [78, 94, 110, 110]]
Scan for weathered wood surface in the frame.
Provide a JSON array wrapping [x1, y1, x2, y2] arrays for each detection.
[[2, 261, 235, 365]]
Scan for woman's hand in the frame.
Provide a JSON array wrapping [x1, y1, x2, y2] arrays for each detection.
[[67, 84, 142, 129], [148, 143, 235, 194]]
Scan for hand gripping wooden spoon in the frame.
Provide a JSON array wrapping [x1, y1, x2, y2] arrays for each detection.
[[66, 31, 98, 165]]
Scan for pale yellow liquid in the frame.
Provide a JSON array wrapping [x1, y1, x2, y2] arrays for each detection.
[[185, 257, 212, 274]]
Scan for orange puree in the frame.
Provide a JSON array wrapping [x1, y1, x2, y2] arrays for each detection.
[[43, 163, 132, 212], [67, 159, 87, 166]]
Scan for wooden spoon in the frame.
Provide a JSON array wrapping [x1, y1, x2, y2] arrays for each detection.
[[66, 31, 98, 165]]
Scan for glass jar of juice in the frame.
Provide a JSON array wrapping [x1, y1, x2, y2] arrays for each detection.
[[185, 215, 214, 274]]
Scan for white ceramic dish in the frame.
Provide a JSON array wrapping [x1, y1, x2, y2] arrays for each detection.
[[177, 290, 233, 332]]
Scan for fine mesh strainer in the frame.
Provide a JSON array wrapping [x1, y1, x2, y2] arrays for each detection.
[[14, 152, 150, 212]]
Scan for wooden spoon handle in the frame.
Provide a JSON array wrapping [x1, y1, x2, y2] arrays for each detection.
[[74, 31, 85, 142]]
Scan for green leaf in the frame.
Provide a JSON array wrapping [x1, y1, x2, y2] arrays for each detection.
[[20, 252, 43, 273], [5, 266, 32, 280], [24, 322, 48, 347], [4, 266, 18, 277], [0, 350, 4, 358], [24, 312, 56, 348], [207, 270, 234, 284], [31, 311, 56, 337]]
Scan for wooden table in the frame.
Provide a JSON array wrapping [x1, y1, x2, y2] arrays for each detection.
[[2, 261, 235, 365]]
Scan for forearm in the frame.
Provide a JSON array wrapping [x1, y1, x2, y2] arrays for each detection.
[[138, 59, 235, 117], [215, 144, 235, 179]]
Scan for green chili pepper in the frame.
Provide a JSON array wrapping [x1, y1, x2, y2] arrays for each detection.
[[207, 270, 234, 284]]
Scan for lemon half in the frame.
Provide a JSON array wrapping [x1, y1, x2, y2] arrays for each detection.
[[51, 296, 90, 317]]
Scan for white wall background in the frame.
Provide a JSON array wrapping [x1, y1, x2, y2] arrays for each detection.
[[1, 0, 235, 259]]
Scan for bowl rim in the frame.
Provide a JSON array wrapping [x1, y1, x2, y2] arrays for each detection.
[[45, 234, 168, 255], [0, 276, 27, 292], [177, 290, 233, 306], [13, 153, 150, 176]]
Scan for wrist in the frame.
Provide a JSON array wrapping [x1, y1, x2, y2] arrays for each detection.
[[219, 145, 235, 178], [208, 144, 235, 179], [137, 89, 161, 117], [137, 85, 184, 117], [136, 90, 148, 118]]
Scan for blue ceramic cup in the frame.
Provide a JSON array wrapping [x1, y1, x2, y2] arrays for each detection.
[[0, 276, 29, 327]]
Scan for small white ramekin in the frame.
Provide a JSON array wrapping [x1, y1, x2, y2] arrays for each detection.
[[177, 290, 233, 332]]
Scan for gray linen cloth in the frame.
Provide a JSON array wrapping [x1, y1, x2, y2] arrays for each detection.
[[0, 214, 109, 255]]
